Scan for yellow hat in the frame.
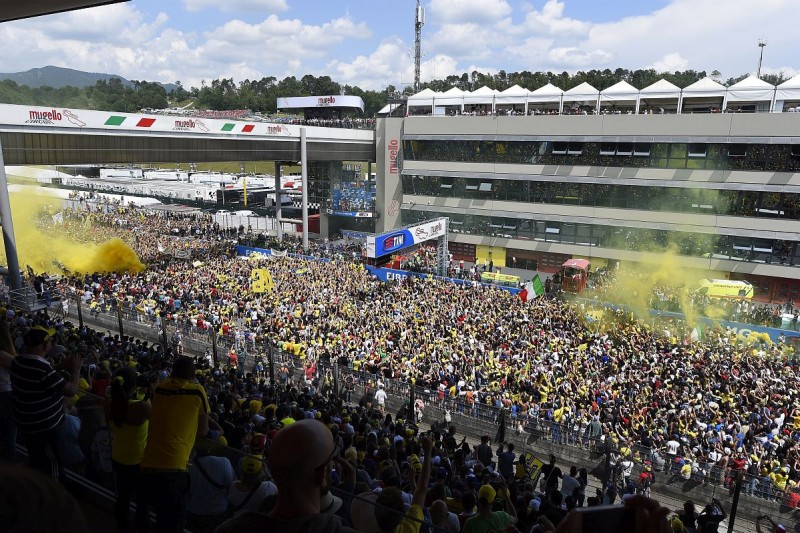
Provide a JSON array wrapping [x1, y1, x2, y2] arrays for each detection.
[[478, 484, 496, 504], [242, 455, 263, 475]]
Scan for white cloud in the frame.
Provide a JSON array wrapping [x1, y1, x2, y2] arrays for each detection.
[[548, 47, 612, 68], [429, 0, 512, 24], [575, 0, 797, 78], [521, 0, 589, 37], [327, 38, 412, 90], [648, 53, 689, 73], [182, 0, 288, 13]]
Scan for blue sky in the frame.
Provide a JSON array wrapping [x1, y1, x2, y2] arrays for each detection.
[[0, 0, 796, 91]]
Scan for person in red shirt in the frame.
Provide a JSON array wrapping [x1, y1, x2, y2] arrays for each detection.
[[228, 350, 238, 369]]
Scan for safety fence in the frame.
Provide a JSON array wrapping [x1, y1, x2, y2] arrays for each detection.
[[62, 299, 800, 514]]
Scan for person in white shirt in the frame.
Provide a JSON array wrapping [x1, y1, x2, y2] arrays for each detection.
[[227, 455, 277, 517], [375, 386, 387, 413]]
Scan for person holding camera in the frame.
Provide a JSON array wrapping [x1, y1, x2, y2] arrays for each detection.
[[696, 498, 726, 533]]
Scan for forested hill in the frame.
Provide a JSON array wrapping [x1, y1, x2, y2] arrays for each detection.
[[0, 67, 790, 117]]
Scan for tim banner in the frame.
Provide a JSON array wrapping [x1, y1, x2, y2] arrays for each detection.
[[366, 217, 448, 259]]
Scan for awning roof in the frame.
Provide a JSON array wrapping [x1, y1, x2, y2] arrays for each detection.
[[563, 82, 599, 103], [639, 79, 681, 99], [682, 77, 726, 97], [1, 0, 129, 23], [777, 74, 800, 101], [725, 75, 776, 102], [528, 83, 564, 103], [495, 84, 528, 104], [600, 80, 639, 102]]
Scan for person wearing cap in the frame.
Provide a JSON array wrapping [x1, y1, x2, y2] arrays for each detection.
[[462, 479, 517, 533], [10, 325, 81, 481]]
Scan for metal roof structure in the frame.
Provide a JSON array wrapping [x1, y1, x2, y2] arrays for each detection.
[[0, 0, 129, 23]]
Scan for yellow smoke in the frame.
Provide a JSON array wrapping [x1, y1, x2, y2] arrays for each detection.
[[597, 242, 727, 328], [2, 188, 144, 274]]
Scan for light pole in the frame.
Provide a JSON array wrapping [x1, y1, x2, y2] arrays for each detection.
[[757, 39, 767, 79]]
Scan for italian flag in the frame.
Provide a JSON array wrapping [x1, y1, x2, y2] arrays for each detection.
[[519, 274, 546, 302]]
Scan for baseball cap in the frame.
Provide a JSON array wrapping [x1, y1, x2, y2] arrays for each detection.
[[242, 455, 264, 474], [478, 484, 496, 504], [24, 326, 55, 346]]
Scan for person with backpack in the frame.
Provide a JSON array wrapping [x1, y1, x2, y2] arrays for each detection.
[[637, 464, 655, 497]]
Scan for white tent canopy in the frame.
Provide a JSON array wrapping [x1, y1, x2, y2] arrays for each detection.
[[639, 79, 681, 99], [638, 79, 681, 113], [436, 87, 465, 107], [600, 80, 639, 102], [495, 85, 528, 104], [682, 77, 727, 96], [725, 75, 776, 102], [463, 86, 498, 106], [563, 82, 599, 110], [775, 74, 800, 111], [680, 77, 726, 112], [527, 83, 564, 103], [407, 88, 437, 108]]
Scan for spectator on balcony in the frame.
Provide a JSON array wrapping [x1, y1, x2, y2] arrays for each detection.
[[140, 356, 210, 532]]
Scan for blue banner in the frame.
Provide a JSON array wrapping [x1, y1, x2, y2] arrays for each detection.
[[363, 265, 522, 295]]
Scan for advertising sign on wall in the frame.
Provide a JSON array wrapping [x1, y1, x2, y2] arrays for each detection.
[[365, 217, 447, 258]]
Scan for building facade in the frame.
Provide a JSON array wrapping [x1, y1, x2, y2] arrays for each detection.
[[378, 113, 800, 302]]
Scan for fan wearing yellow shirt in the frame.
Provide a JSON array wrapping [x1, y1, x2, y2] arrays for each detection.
[[140, 357, 210, 533]]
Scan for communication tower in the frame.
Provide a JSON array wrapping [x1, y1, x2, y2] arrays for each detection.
[[414, 0, 425, 92]]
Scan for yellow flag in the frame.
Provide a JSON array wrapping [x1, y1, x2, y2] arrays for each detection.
[[251, 268, 275, 293]]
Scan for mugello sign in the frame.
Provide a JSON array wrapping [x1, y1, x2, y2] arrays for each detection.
[[1, 104, 331, 138]]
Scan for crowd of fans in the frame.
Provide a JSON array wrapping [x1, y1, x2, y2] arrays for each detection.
[[3, 201, 800, 531]]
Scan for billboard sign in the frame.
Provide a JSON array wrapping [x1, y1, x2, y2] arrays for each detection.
[[366, 217, 447, 258]]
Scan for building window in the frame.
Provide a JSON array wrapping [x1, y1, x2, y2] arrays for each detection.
[[600, 143, 616, 156], [633, 143, 651, 157], [728, 144, 747, 158], [567, 142, 585, 155], [688, 143, 708, 158], [616, 143, 633, 156]]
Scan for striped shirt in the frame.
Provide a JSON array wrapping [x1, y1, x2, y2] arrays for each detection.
[[10, 354, 66, 434]]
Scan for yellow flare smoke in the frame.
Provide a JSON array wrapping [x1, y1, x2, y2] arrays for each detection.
[[1, 188, 144, 274]]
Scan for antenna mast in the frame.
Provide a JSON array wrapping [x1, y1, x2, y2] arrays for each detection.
[[414, 0, 425, 92], [757, 39, 767, 79]]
